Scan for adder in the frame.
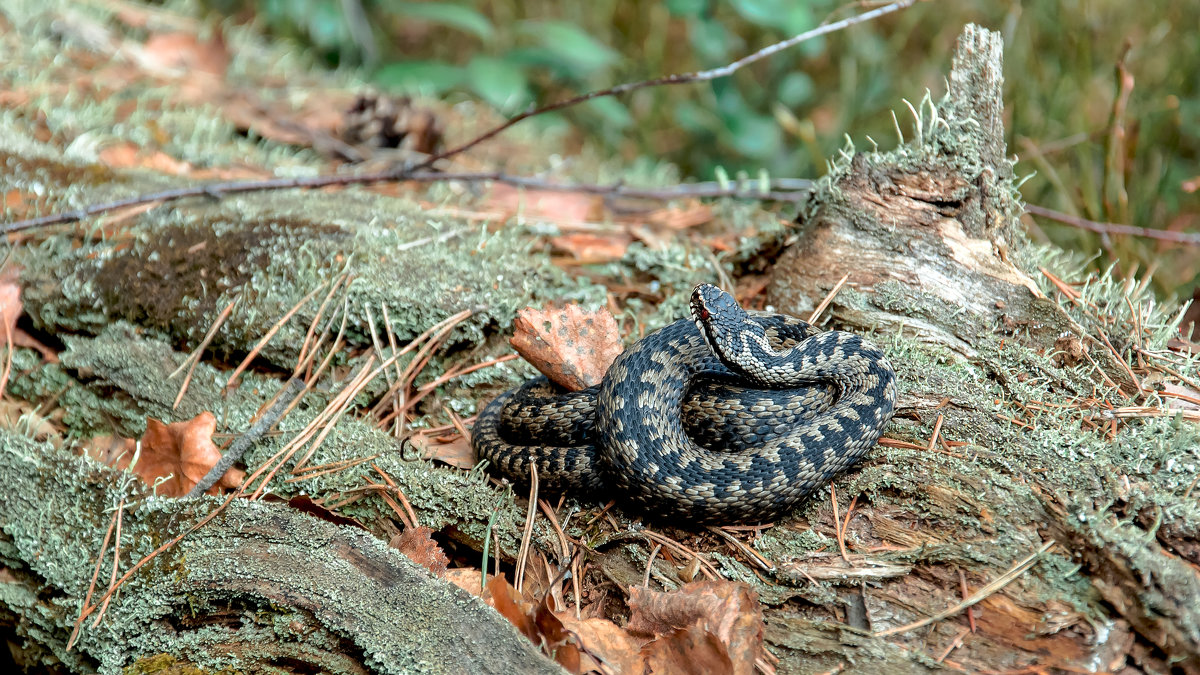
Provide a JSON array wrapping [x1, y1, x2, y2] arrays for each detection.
[[472, 283, 897, 523]]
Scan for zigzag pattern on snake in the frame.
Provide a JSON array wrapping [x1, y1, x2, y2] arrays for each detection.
[[472, 284, 897, 524]]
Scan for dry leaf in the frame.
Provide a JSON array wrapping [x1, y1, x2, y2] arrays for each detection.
[[510, 305, 622, 391], [626, 580, 765, 675], [0, 267, 57, 362], [83, 435, 137, 468], [552, 611, 644, 674], [486, 184, 598, 223], [140, 30, 228, 78], [484, 575, 540, 644], [408, 432, 475, 469], [124, 412, 245, 497], [390, 526, 450, 577], [550, 233, 631, 262], [445, 568, 484, 596], [99, 142, 193, 175]]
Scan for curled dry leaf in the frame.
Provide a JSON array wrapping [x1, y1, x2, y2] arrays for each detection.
[[407, 431, 475, 469], [550, 232, 631, 262], [626, 580, 765, 675], [105, 412, 245, 497], [485, 184, 598, 223], [389, 526, 450, 578], [0, 266, 57, 362], [510, 305, 622, 391], [481, 572, 764, 675]]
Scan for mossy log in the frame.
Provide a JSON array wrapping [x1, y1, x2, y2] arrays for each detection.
[[0, 432, 560, 675]]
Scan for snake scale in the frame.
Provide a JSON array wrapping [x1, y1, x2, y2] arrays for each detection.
[[472, 284, 897, 523]]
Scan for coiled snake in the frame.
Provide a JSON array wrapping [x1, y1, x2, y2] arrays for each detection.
[[472, 284, 897, 523]]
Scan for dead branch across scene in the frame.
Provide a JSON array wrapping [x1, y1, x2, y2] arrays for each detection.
[[0, 3, 1197, 675]]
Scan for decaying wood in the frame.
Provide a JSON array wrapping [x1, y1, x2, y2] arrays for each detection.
[[769, 26, 1082, 360], [0, 433, 560, 675]]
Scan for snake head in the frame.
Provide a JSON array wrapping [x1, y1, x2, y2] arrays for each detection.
[[691, 283, 749, 359]]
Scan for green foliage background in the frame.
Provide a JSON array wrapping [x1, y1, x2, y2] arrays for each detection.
[[204, 0, 1198, 300]]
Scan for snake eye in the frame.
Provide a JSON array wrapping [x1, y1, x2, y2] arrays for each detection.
[[698, 307, 710, 321]]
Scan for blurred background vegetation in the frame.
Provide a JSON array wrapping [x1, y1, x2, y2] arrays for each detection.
[[201, 0, 1198, 302]]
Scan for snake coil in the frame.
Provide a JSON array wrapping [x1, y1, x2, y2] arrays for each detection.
[[472, 284, 897, 523]]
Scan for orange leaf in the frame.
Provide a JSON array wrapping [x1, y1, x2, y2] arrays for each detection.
[[129, 412, 245, 497], [408, 432, 475, 469], [390, 526, 450, 577], [550, 232, 631, 262], [510, 305, 622, 391], [485, 184, 598, 223]]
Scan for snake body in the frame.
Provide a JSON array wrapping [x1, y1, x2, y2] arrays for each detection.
[[472, 284, 897, 523]]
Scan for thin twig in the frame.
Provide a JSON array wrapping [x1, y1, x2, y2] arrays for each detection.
[[0, 0, 911, 233], [874, 540, 1054, 637], [409, 1, 917, 173], [184, 377, 306, 498], [1025, 204, 1200, 246]]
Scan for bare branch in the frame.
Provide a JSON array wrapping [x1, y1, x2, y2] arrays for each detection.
[[412, 0, 921, 172], [1025, 204, 1200, 246], [0, 0, 911, 233]]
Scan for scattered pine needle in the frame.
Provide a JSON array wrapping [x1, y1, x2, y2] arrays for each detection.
[[515, 463, 539, 594], [227, 281, 329, 389], [171, 296, 237, 409], [68, 497, 123, 650], [91, 501, 125, 628], [831, 485, 850, 564], [643, 543, 663, 587], [927, 414, 944, 451], [875, 540, 1054, 637], [373, 464, 419, 528], [808, 273, 850, 324]]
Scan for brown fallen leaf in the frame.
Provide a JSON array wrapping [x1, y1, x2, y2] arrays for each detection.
[[550, 232, 631, 262], [140, 30, 228, 78], [111, 412, 245, 497], [0, 266, 58, 363], [484, 574, 540, 644], [389, 526, 449, 578], [510, 305, 622, 391], [486, 184, 599, 223], [481, 570, 764, 675], [626, 580, 765, 675], [98, 142, 193, 175], [445, 568, 484, 596], [407, 431, 475, 469]]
